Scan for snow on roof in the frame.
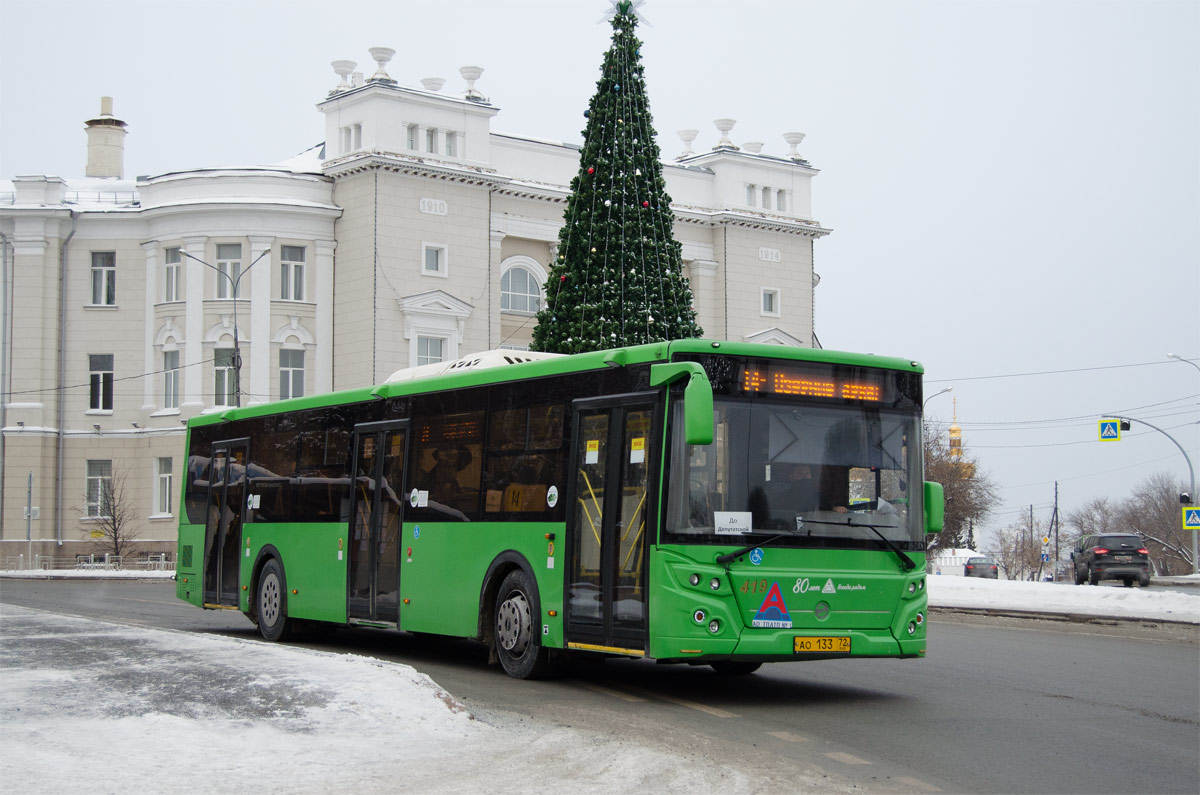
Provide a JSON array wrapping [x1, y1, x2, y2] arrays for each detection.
[[385, 349, 563, 383], [273, 142, 326, 173]]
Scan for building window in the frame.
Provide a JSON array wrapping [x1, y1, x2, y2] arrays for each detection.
[[216, 243, 242, 299], [761, 288, 781, 317], [89, 354, 114, 411], [745, 185, 756, 207], [445, 132, 457, 157], [164, 247, 182, 303], [214, 348, 237, 407], [163, 350, 180, 409], [761, 187, 772, 210], [279, 349, 305, 400], [340, 126, 351, 154], [155, 457, 173, 516], [501, 266, 543, 313], [352, 123, 362, 150], [280, 245, 305, 301], [426, 128, 438, 153], [422, 244, 447, 277], [416, 336, 444, 366], [90, 252, 116, 306], [407, 124, 418, 150], [86, 459, 112, 518], [776, 190, 787, 213]]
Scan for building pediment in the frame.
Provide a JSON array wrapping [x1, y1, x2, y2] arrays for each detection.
[[744, 327, 807, 347], [398, 290, 473, 317]]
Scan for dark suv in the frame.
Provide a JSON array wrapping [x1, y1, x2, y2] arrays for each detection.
[[1072, 534, 1151, 587], [964, 557, 999, 578]]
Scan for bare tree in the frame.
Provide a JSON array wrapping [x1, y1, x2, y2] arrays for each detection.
[[1120, 472, 1193, 575], [924, 420, 998, 556], [993, 513, 1048, 581], [83, 466, 139, 563]]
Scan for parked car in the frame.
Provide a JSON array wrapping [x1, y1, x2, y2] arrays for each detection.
[[963, 556, 999, 578], [1071, 534, 1151, 587]]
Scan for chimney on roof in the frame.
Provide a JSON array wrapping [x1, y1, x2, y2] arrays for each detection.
[[84, 96, 128, 178]]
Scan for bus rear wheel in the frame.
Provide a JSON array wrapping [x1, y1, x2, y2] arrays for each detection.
[[257, 559, 292, 642], [494, 569, 549, 679]]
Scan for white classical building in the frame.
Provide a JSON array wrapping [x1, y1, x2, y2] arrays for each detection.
[[0, 50, 830, 564]]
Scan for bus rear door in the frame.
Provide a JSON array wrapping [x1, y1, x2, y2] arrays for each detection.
[[203, 438, 249, 608]]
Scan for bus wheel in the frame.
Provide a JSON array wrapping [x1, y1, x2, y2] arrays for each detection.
[[711, 661, 762, 676], [257, 559, 292, 642], [494, 569, 549, 679]]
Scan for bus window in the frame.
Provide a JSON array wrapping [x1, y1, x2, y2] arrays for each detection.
[[412, 410, 484, 521]]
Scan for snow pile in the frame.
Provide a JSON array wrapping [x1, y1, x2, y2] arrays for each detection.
[[0, 607, 812, 794], [927, 575, 1200, 624]]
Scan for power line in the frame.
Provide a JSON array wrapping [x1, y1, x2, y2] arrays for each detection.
[[926, 357, 1196, 384]]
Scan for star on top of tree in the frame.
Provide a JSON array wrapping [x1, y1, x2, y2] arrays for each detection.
[[600, 0, 651, 27]]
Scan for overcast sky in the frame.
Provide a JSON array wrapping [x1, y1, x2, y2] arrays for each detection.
[[2, 0, 1197, 545]]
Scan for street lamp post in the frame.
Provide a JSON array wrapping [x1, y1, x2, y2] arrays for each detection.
[[1166, 353, 1200, 574], [923, 387, 952, 410], [178, 248, 271, 407]]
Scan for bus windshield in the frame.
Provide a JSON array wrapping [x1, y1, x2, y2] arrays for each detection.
[[664, 396, 924, 549]]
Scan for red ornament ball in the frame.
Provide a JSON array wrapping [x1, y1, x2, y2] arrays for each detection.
[[587, 167, 594, 174], [642, 201, 650, 208], [560, 275, 567, 281]]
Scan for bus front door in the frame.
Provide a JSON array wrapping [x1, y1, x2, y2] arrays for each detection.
[[348, 422, 408, 624], [203, 439, 249, 608], [566, 398, 657, 656]]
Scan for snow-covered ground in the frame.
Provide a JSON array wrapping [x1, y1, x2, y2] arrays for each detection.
[[1, 572, 1196, 794]]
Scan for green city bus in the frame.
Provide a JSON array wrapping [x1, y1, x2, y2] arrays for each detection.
[[176, 339, 944, 678]]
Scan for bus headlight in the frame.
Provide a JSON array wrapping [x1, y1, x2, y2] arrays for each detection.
[[916, 612, 925, 626], [689, 574, 700, 586], [709, 577, 721, 591], [907, 621, 917, 635], [908, 582, 916, 594], [708, 619, 720, 634]]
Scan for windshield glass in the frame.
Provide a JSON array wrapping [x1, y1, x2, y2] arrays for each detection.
[[664, 396, 924, 549]]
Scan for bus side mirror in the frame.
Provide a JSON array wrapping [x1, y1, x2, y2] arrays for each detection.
[[924, 481, 944, 535], [650, 362, 714, 446]]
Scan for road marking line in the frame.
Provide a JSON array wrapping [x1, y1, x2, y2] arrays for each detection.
[[579, 683, 646, 702], [895, 777, 942, 792], [767, 731, 810, 743], [626, 687, 738, 718], [823, 751, 871, 766]]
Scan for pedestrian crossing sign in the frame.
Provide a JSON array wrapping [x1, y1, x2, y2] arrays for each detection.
[[1098, 420, 1121, 441], [1184, 507, 1200, 531]]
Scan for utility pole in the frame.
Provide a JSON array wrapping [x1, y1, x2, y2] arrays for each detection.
[[1053, 482, 1060, 583]]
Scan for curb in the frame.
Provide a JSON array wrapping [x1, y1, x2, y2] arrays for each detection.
[[930, 605, 1199, 628]]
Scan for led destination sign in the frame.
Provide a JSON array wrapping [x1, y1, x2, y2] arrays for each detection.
[[740, 366, 884, 402]]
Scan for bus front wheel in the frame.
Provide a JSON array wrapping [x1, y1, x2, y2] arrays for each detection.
[[494, 569, 549, 679], [257, 558, 292, 642]]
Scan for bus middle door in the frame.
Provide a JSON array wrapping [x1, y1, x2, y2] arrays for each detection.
[[566, 395, 658, 656], [348, 421, 408, 624]]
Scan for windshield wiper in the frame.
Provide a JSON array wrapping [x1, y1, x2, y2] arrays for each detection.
[[715, 530, 804, 566], [802, 518, 917, 571]]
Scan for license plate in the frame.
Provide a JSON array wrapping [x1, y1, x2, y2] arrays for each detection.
[[1115, 555, 1132, 563], [794, 636, 851, 654]]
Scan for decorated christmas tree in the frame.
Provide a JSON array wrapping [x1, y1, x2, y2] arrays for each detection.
[[531, 0, 702, 354]]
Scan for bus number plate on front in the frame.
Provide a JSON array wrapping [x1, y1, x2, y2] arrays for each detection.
[[794, 636, 850, 654]]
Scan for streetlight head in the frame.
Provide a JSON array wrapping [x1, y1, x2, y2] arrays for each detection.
[[1167, 353, 1180, 360]]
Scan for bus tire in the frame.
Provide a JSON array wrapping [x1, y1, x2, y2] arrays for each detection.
[[711, 661, 762, 676], [494, 568, 549, 679], [257, 558, 292, 642]]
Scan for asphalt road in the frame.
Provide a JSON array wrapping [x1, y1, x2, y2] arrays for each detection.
[[2, 578, 1197, 794]]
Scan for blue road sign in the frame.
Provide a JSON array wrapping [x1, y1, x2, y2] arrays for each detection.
[[1099, 419, 1121, 441], [1184, 507, 1200, 531]]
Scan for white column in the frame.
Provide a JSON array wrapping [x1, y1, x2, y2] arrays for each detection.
[[141, 241, 159, 411], [181, 236, 207, 411], [314, 239, 335, 393], [248, 236, 274, 406], [489, 230, 505, 349]]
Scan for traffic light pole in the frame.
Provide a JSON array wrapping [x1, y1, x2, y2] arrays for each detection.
[[1104, 413, 1197, 575]]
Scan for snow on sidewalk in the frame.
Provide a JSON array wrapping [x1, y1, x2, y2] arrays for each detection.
[[0, 606, 834, 795], [927, 575, 1200, 623]]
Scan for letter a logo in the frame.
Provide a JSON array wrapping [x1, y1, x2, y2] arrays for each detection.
[[752, 581, 793, 628]]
